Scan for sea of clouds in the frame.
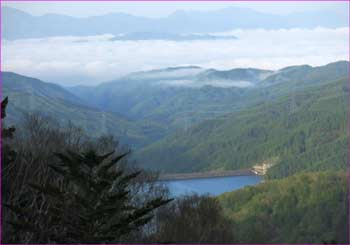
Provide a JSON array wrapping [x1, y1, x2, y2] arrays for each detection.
[[2, 27, 348, 86]]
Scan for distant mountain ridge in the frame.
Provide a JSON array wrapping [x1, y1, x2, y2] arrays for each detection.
[[197, 68, 273, 85], [110, 32, 237, 41], [262, 61, 349, 86], [2, 6, 347, 40], [3, 72, 83, 105], [67, 65, 276, 131]]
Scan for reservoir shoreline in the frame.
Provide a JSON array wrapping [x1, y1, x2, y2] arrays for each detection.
[[159, 169, 256, 181]]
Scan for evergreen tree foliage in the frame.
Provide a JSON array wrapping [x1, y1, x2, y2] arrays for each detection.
[[6, 149, 172, 243]]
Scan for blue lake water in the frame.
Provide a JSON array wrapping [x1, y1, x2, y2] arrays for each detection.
[[163, 175, 263, 197]]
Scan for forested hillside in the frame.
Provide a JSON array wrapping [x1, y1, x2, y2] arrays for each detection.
[[68, 61, 348, 127], [218, 171, 349, 244], [138, 77, 348, 178], [67, 66, 271, 130]]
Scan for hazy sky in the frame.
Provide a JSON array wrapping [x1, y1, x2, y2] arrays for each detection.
[[2, 1, 349, 86], [3, 1, 348, 18]]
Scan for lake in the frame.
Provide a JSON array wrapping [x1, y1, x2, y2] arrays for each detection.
[[163, 175, 263, 197]]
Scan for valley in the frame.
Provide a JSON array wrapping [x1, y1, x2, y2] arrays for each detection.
[[3, 60, 348, 179]]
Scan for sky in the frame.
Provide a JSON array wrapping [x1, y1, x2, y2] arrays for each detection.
[[1, 1, 349, 86], [2, 1, 348, 18]]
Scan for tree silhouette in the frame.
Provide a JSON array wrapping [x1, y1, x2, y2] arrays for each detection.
[[6, 149, 172, 243]]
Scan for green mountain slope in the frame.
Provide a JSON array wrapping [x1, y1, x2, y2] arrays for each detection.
[[262, 60, 349, 86], [137, 76, 348, 178], [68, 66, 272, 130], [69, 61, 348, 134], [218, 171, 348, 244], [2, 72, 165, 148]]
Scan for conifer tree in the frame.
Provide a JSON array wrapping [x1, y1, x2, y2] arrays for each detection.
[[6, 149, 172, 243]]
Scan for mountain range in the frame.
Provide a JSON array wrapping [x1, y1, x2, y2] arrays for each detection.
[[2, 60, 349, 179], [66, 65, 275, 131], [109, 32, 237, 41], [2, 6, 348, 40], [67, 61, 348, 131]]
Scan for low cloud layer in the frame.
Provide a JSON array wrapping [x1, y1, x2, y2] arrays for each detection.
[[2, 28, 348, 86], [156, 79, 254, 88]]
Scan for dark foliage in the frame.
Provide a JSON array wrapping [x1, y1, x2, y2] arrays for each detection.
[[6, 149, 172, 243], [1, 101, 172, 244], [148, 195, 235, 244], [1, 97, 16, 165]]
